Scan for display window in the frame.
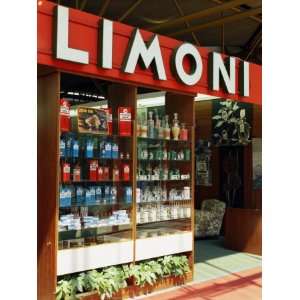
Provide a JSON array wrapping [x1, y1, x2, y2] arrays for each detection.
[[52, 73, 194, 278]]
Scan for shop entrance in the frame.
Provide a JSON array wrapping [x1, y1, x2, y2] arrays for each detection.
[[193, 98, 262, 278]]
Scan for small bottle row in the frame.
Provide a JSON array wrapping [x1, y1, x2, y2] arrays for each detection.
[[61, 161, 131, 182], [59, 185, 132, 208], [136, 186, 191, 203], [60, 135, 130, 160], [59, 210, 131, 232], [138, 145, 191, 161], [137, 204, 191, 224], [137, 111, 188, 141], [137, 165, 190, 181]]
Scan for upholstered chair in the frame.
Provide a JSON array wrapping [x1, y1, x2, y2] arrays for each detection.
[[195, 199, 226, 238]]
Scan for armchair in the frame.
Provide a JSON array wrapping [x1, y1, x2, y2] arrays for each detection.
[[195, 199, 226, 238]]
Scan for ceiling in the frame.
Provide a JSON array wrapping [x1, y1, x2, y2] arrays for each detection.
[[50, 0, 262, 64]]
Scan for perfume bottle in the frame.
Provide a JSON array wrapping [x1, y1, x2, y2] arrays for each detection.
[[154, 109, 159, 138], [136, 117, 141, 137], [140, 116, 148, 138], [158, 117, 164, 139], [164, 115, 171, 140], [148, 111, 155, 138], [180, 123, 188, 141], [172, 113, 180, 140]]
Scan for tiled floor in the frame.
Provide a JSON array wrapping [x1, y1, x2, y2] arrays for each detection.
[[194, 238, 262, 282], [144, 267, 262, 300], [133, 238, 262, 299]]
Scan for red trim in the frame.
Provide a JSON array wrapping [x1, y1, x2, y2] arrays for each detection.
[[37, 1, 261, 105]]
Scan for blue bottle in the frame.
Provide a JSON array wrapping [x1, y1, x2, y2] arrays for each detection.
[[104, 186, 110, 204], [76, 186, 84, 205], [90, 187, 96, 205], [72, 140, 79, 158], [95, 186, 102, 204], [105, 142, 112, 159], [99, 140, 106, 158], [60, 138, 66, 158], [85, 188, 92, 205], [111, 143, 119, 159], [86, 139, 94, 158], [125, 187, 132, 203], [66, 136, 72, 158]]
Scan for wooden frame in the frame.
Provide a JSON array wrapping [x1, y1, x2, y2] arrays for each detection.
[[37, 70, 60, 300], [37, 70, 195, 299]]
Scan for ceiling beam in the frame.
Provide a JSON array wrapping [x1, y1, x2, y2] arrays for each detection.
[[242, 24, 262, 60], [149, 0, 256, 31], [98, 0, 111, 17], [169, 7, 262, 37], [210, 0, 261, 23], [173, 0, 200, 45], [118, 0, 144, 22]]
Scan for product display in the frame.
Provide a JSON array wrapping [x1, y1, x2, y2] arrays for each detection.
[[60, 99, 71, 132], [72, 107, 108, 135], [59, 104, 134, 251], [59, 209, 130, 232], [136, 107, 193, 242], [137, 111, 188, 141], [137, 204, 191, 224], [136, 186, 190, 203], [118, 107, 132, 136]]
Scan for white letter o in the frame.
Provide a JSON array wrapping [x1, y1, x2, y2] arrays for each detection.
[[172, 43, 202, 86]]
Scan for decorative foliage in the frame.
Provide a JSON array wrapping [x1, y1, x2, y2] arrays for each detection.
[[212, 100, 252, 145], [158, 255, 190, 277], [56, 254, 190, 300]]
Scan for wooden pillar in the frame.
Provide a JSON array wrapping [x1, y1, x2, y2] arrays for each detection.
[[37, 70, 60, 300], [165, 92, 195, 277]]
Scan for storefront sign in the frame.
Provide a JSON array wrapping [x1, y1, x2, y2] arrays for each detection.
[[54, 5, 248, 96], [38, 2, 261, 104]]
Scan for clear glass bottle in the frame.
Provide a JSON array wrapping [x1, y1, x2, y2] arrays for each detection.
[[164, 115, 171, 140], [141, 116, 148, 138], [148, 111, 155, 138], [136, 117, 141, 137], [172, 113, 180, 140], [180, 123, 188, 141]]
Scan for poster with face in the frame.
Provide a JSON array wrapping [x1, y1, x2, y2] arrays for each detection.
[[252, 138, 262, 189], [74, 107, 108, 134]]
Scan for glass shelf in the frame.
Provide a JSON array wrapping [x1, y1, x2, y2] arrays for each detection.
[[138, 159, 190, 162], [59, 223, 132, 240], [61, 157, 132, 162], [60, 202, 132, 208], [137, 217, 190, 226], [60, 180, 131, 184], [137, 136, 191, 144], [137, 199, 191, 205], [61, 131, 133, 139], [137, 179, 191, 183]]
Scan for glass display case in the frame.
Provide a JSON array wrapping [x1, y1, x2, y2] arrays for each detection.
[[135, 104, 194, 261], [54, 76, 194, 277], [58, 131, 133, 250], [57, 92, 136, 275]]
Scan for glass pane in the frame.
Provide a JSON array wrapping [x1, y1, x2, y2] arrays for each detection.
[[58, 100, 134, 250], [136, 107, 193, 239]]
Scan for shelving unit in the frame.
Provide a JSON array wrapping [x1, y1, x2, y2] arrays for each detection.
[[38, 71, 195, 293]]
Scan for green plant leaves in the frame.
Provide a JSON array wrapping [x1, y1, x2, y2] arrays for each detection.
[[56, 254, 190, 299]]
